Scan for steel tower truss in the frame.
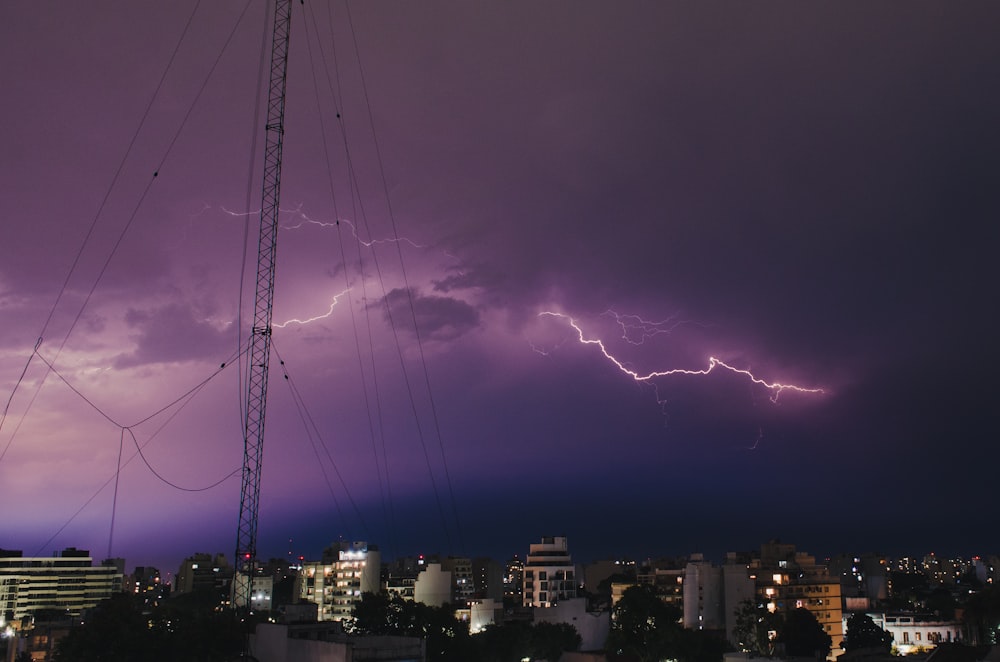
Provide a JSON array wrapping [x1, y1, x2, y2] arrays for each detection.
[[234, 0, 293, 613]]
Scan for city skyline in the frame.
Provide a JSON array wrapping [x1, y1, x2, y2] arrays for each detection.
[[1, 2, 998, 575]]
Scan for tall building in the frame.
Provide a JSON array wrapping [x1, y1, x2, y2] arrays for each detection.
[[682, 544, 843, 657], [523, 536, 577, 608], [295, 541, 380, 621], [504, 556, 524, 602], [472, 557, 504, 602], [754, 542, 844, 653], [129, 566, 168, 605], [173, 552, 233, 604], [683, 553, 728, 631], [0, 548, 123, 623]]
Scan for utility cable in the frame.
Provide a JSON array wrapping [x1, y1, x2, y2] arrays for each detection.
[[308, 2, 453, 552], [300, 1, 391, 552], [272, 340, 370, 538], [344, 0, 465, 552], [0, 0, 257, 467], [0, 0, 203, 459], [108, 429, 126, 559]]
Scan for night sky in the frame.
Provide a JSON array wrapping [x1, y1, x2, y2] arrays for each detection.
[[2, 2, 999, 576]]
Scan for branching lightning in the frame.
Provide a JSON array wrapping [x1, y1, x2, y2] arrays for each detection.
[[602, 309, 706, 345], [539, 311, 824, 403], [210, 203, 441, 330], [217, 204, 425, 249], [274, 288, 351, 328]]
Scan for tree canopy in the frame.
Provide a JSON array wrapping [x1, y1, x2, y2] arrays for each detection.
[[779, 608, 832, 659], [473, 620, 581, 662], [843, 614, 892, 653], [606, 584, 726, 662], [732, 599, 782, 657], [347, 591, 583, 662], [53, 592, 242, 662], [345, 592, 472, 661]]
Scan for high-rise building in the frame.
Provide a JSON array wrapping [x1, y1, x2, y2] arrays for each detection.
[[472, 557, 504, 602], [295, 541, 380, 621], [754, 542, 843, 653], [523, 536, 577, 608], [129, 566, 168, 605], [174, 552, 233, 604], [0, 548, 123, 623], [504, 556, 524, 601], [683, 543, 844, 657], [441, 557, 474, 606]]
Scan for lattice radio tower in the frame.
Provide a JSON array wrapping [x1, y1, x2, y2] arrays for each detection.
[[234, 0, 293, 616]]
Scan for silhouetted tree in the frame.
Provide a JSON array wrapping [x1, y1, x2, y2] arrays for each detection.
[[843, 614, 892, 653], [468, 620, 581, 662], [963, 585, 1000, 645], [472, 621, 534, 662], [531, 621, 582, 661], [676, 626, 730, 662], [606, 584, 683, 662], [345, 592, 472, 661], [926, 587, 958, 620], [779, 608, 831, 659], [732, 599, 782, 657], [53, 593, 157, 662], [53, 592, 242, 662]]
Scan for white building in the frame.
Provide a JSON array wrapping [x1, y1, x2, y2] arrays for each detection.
[[413, 563, 452, 607], [0, 548, 123, 623], [233, 574, 274, 612], [296, 542, 380, 622], [534, 597, 610, 652], [850, 613, 961, 655], [523, 536, 577, 608]]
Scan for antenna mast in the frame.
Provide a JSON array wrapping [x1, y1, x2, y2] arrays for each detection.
[[234, 0, 293, 616]]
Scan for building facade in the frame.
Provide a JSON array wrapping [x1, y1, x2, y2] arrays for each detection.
[[295, 542, 380, 622], [523, 536, 577, 608], [857, 613, 962, 655], [0, 548, 123, 623]]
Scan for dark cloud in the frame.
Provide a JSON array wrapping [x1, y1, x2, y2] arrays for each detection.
[[114, 304, 233, 368], [3, 1, 1000, 569], [431, 266, 503, 293], [379, 288, 480, 341]]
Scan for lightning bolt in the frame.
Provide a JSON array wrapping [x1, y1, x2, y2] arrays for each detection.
[[602, 309, 705, 344], [274, 289, 351, 328], [217, 205, 425, 250], [539, 311, 824, 403]]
